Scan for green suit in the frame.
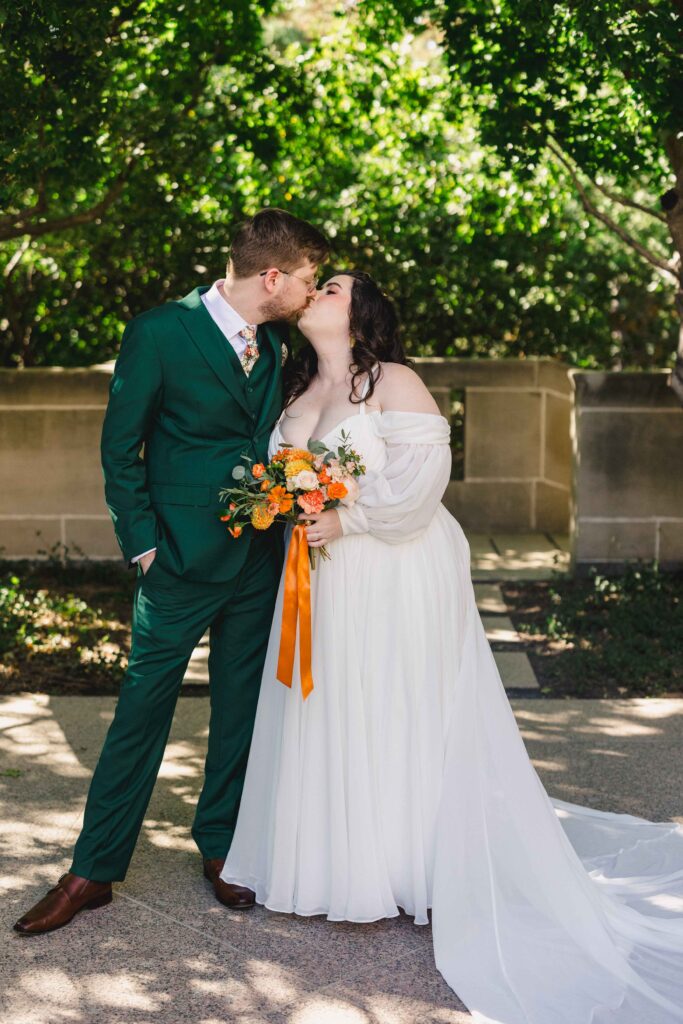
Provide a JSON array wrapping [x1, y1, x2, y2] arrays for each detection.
[[71, 287, 287, 882]]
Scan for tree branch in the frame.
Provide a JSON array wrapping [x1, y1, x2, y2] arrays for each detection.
[[546, 138, 679, 281], [591, 178, 667, 224], [0, 42, 220, 244], [0, 161, 134, 242], [2, 237, 32, 279]]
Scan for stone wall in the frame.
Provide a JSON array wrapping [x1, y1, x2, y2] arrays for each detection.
[[1, 360, 681, 568], [0, 366, 118, 560], [571, 371, 683, 569], [415, 358, 572, 533]]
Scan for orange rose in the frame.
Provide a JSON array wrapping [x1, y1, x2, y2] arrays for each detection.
[[327, 482, 348, 500], [252, 463, 266, 478]]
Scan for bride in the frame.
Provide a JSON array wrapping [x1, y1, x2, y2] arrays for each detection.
[[220, 270, 683, 1024]]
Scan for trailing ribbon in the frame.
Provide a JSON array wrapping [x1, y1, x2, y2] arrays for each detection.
[[277, 524, 314, 699]]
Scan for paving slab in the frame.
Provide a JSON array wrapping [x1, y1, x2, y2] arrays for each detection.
[[472, 583, 507, 615], [492, 651, 539, 689], [481, 615, 522, 644], [548, 533, 570, 552], [3, 694, 682, 1024], [489, 533, 571, 573], [463, 533, 497, 558], [468, 531, 571, 580]]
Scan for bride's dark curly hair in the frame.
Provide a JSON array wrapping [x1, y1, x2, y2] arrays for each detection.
[[283, 270, 409, 408]]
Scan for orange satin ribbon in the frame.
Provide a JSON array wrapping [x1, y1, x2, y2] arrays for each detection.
[[277, 524, 314, 699]]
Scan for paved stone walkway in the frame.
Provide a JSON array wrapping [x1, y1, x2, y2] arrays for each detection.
[[2, 693, 682, 1024], [468, 531, 571, 581]]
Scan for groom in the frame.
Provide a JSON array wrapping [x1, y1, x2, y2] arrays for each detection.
[[14, 208, 329, 934]]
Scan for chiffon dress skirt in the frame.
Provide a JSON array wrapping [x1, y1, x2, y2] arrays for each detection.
[[221, 393, 683, 1024]]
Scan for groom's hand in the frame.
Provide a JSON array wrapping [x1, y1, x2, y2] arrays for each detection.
[[139, 550, 157, 575], [299, 510, 343, 547]]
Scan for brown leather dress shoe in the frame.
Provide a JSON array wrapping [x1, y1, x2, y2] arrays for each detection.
[[203, 857, 255, 909], [13, 873, 112, 935]]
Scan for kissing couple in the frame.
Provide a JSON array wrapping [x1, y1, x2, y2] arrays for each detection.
[[15, 209, 683, 1024]]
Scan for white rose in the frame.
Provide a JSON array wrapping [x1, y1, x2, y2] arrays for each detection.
[[339, 476, 360, 506], [291, 470, 319, 491]]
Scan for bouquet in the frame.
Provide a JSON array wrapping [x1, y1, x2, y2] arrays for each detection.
[[218, 433, 366, 701], [218, 430, 366, 568]]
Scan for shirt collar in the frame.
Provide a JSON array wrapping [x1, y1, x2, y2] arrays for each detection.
[[202, 280, 253, 341]]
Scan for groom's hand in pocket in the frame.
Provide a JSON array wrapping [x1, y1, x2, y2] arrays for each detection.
[[139, 550, 157, 575], [299, 510, 343, 547]]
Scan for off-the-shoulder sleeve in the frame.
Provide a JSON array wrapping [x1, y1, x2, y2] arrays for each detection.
[[336, 412, 452, 544]]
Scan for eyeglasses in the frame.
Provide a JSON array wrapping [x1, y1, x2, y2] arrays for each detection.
[[259, 268, 319, 293]]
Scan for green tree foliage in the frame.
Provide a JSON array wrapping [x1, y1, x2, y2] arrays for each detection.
[[381, 0, 683, 388], [0, 1, 679, 372]]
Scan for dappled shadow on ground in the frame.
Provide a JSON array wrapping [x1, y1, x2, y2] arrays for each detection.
[[1, 694, 469, 1023], [2, 694, 682, 1021], [512, 697, 683, 822]]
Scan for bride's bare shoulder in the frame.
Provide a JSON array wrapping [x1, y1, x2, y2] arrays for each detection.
[[374, 362, 441, 415]]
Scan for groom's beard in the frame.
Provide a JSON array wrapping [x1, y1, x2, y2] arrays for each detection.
[[260, 295, 309, 324]]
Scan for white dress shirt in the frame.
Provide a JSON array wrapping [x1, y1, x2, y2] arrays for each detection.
[[132, 281, 255, 565]]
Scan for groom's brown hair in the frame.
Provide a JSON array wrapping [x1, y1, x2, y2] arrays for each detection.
[[228, 208, 329, 278]]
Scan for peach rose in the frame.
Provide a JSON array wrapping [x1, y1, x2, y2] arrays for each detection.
[[339, 476, 360, 506], [291, 469, 319, 491]]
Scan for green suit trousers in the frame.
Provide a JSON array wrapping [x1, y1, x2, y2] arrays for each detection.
[[70, 533, 281, 882]]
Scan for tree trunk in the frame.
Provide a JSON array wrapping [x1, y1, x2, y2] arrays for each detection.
[[662, 133, 683, 404]]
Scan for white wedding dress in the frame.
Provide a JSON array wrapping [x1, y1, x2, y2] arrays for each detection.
[[221, 377, 683, 1024]]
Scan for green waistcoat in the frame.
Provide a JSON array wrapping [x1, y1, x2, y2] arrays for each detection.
[[101, 286, 288, 583]]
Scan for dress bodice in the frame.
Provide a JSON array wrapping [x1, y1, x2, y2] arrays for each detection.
[[268, 372, 388, 472]]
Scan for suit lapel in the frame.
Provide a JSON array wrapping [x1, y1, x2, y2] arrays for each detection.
[[176, 287, 251, 417]]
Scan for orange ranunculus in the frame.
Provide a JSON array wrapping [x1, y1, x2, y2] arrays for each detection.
[[252, 463, 266, 478], [260, 480, 272, 491], [297, 490, 325, 515], [318, 467, 332, 484], [228, 525, 243, 538], [272, 447, 314, 464], [285, 448, 315, 463], [285, 458, 314, 478], [327, 481, 348, 500]]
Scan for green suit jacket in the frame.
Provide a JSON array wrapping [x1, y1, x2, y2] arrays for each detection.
[[101, 287, 288, 582]]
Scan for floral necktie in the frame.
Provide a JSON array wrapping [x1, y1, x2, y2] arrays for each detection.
[[237, 324, 259, 377]]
